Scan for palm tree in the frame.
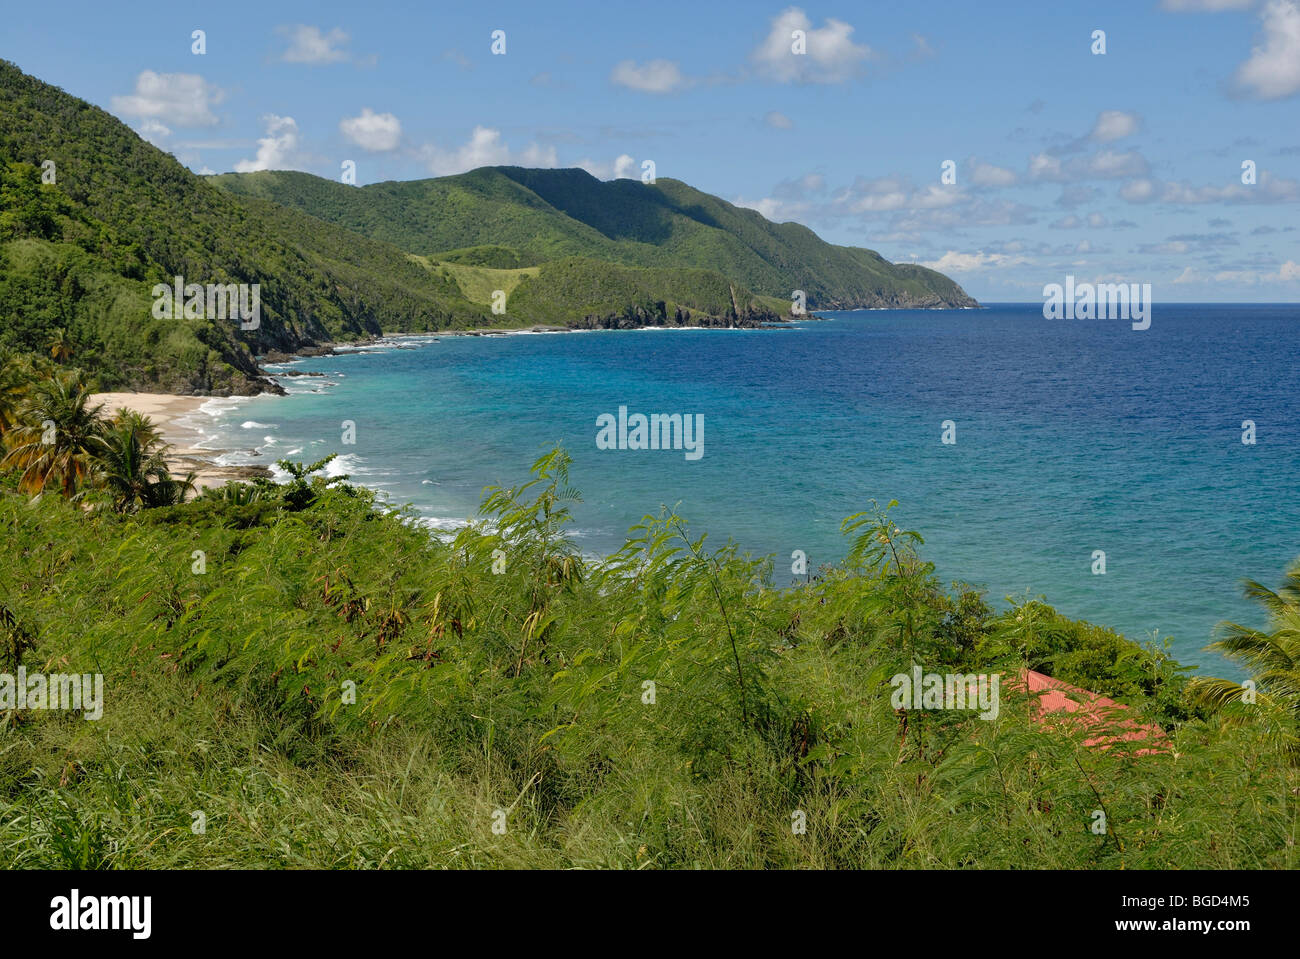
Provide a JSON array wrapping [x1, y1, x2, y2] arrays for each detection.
[[148, 470, 197, 507], [1189, 560, 1300, 761], [91, 409, 193, 511], [47, 328, 73, 364], [0, 351, 33, 438], [0, 370, 104, 498]]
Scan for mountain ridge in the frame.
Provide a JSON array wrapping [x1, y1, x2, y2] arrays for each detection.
[[211, 166, 978, 311], [0, 58, 975, 396], [0, 59, 493, 394]]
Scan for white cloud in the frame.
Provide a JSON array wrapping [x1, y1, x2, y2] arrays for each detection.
[[339, 108, 402, 152], [577, 154, 648, 181], [444, 50, 473, 71], [235, 115, 302, 172], [1029, 149, 1149, 182], [1090, 110, 1141, 142], [910, 184, 965, 209], [1121, 178, 1158, 202], [1121, 170, 1300, 203], [739, 167, 1034, 239], [610, 59, 688, 93], [765, 110, 794, 129], [137, 119, 171, 145], [1028, 152, 1063, 180], [891, 197, 1036, 233], [1142, 240, 1192, 254], [734, 196, 787, 220], [613, 154, 638, 179], [1057, 185, 1102, 207], [1234, 0, 1300, 98], [734, 172, 827, 220], [111, 71, 224, 127], [422, 126, 558, 176], [920, 250, 1028, 272], [280, 25, 351, 64], [969, 161, 1018, 187], [1213, 260, 1300, 283], [752, 7, 872, 83], [1086, 150, 1149, 178], [843, 176, 910, 212]]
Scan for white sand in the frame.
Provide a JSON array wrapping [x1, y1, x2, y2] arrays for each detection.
[[91, 392, 269, 490]]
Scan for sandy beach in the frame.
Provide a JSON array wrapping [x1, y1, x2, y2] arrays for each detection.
[[91, 392, 271, 490]]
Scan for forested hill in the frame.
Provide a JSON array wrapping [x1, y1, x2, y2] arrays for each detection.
[[211, 166, 978, 311], [0, 60, 489, 394], [0, 59, 974, 394]]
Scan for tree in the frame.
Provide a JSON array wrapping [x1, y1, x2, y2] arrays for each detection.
[[47, 328, 73, 363], [1189, 560, 1300, 761], [91, 409, 194, 511], [278, 454, 349, 511], [0, 369, 103, 498], [0, 350, 34, 438]]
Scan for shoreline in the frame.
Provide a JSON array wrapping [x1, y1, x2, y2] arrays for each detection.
[[90, 330, 560, 491], [256, 318, 806, 362], [92, 316, 824, 491], [91, 392, 271, 491]]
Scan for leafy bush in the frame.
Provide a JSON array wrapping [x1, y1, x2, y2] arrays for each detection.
[[0, 442, 1294, 868]]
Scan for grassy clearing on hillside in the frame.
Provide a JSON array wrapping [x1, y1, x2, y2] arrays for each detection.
[[413, 256, 541, 308], [412, 254, 779, 327]]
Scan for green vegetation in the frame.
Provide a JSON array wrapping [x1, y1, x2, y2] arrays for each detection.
[[0, 60, 490, 394], [1188, 570, 1300, 762], [413, 256, 541, 307], [506, 257, 776, 327], [212, 167, 977, 311], [1, 59, 974, 394], [0, 351, 192, 507], [0, 359, 1295, 870], [4, 61, 1288, 871], [421, 253, 777, 327], [431, 245, 546, 269]]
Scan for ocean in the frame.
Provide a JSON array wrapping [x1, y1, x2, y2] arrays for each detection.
[[185, 303, 1300, 675]]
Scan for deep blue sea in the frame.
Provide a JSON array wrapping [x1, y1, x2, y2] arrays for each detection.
[[189, 303, 1300, 675]]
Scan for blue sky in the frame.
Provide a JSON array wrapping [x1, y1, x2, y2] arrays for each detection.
[[6, 0, 1299, 301]]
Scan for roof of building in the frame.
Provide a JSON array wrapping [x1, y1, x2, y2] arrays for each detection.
[[1012, 668, 1169, 755]]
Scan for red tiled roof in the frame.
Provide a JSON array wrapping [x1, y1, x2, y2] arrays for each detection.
[[1010, 668, 1168, 755]]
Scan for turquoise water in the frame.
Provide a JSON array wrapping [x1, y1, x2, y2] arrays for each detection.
[[190, 304, 1300, 675]]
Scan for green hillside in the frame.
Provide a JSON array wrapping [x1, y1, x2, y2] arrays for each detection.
[[506, 256, 778, 327], [0, 60, 490, 394], [415, 257, 542, 306], [0, 58, 974, 395], [211, 167, 978, 310], [418, 253, 781, 327]]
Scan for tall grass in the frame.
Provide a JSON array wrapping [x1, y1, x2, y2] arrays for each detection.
[[0, 449, 1295, 869]]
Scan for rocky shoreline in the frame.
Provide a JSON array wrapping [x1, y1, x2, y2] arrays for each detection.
[[250, 311, 809, 385]]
